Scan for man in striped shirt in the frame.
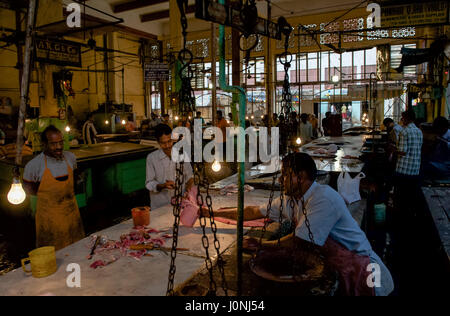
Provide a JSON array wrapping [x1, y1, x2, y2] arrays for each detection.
[[395, 110, 423, 176], [82, 114, 98, 145], [392, 110, 423, 294]]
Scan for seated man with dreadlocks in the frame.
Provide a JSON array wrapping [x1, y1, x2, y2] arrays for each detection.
[[203, 152, 394, 296]]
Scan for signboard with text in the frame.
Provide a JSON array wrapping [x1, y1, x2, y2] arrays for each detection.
[[144, 63, 169, 82], [381, 1, 448, 28], [195, 0, 281, 40], [35, 37, 82, 67]]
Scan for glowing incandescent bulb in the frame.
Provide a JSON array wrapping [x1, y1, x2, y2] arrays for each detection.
[[121, 120, 126, 125], [105, 120, 109, 125], [7, 178, 26, 205], [212, 160, 221, 172], [296, 137, 302, 145], [65, 126, 71, 132]]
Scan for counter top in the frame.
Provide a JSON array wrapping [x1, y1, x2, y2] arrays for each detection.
[[0, 142, 156, 167], [0, 190, 270, 296], [422, 187, 450, 263]]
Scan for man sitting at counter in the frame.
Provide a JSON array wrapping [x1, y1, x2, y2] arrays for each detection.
[[145, 124, 194, 210], [203, 153, 394, 296], [23, 125, 85, 250]]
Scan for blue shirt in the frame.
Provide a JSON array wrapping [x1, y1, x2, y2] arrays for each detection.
[[259, 182, 394, 296]]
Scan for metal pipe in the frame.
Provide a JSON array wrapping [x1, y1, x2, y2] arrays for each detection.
[[122, 67, 125, 104], [218, 0, 246, 296], [15, 0, 37, 168], [211, 23, 217, 124]]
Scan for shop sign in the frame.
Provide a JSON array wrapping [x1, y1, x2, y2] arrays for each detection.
[[144, 63, 169, 82], [348, 83, 404, 99], [35, 37, 82, 67], [380, 1, 449, 28], [195, 0, 281, 40]]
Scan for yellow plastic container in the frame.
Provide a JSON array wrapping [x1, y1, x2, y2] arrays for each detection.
[[21, 246, 57, 278]]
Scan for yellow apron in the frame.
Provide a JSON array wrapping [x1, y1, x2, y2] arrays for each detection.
[[35, 156, 85, 250]]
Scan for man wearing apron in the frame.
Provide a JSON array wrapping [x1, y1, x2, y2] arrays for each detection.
[[23, 125, 85, 251], [145, 124, 194, 210], [204, 153, 394, 296]]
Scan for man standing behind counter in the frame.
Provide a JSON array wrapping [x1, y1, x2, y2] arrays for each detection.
[[23, 125, 85, 250], [146, 124, 194, 210]]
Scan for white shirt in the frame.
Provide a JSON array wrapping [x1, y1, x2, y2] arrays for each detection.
[[145, 149, 193, 210], [298, 121, 313, 142], [260, 182, 394, 296], [149, 118, 162, 129], [23, 152, 77, 182], [82, 121, 97, 145], [393, 123, 403, 140]]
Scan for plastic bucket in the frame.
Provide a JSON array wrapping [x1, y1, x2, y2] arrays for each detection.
[[21, 246, 57, 278], [374, 203, 386, 224], [132, 206, 151, 227]]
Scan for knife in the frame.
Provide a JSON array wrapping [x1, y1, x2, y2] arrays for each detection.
[[87, 236, 101, 260]]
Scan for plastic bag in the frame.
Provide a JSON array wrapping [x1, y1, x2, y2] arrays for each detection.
[[179, 186, 201, 227], [337, 172, 365, 204]]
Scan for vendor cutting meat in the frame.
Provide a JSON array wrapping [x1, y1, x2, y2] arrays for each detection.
[[23, 125, 85, 250], [146, 124, 194, 210], [203, 153, 394, 296]]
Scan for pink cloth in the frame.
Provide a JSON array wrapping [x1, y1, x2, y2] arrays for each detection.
[[214, 216, 267, 227], [180, 186, 201, 227], [322, 237, 375, 296], [180, 187, 267, 228]]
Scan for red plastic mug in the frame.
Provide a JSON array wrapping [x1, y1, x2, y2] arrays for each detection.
[[131, 207, 151, 227]]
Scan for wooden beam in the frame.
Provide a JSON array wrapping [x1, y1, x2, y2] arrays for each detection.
[[141, 4, 195, 22], [113, 0, 168, 14]]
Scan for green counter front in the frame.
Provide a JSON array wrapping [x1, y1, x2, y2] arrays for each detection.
[[0, 142, 157, 219]]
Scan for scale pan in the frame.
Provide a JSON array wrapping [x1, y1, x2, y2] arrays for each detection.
[[249, 247, 325, 283]]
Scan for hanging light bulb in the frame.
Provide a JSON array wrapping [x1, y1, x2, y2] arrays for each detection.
[[175, 116, 179, 121], [105, 120, 109, 125], [7, 178, 26, 205], [65, 126, 71, 132], [365, 118, 369, 123], [251, 115, 254, 119], [296, 137, 302, 145], [121, 120, 126, 125], [212, 160, 221, 172], [261, 115, 264, 119], [245, 116, 249, 120]]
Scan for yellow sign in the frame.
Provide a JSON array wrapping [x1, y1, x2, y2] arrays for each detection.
[[381, 1, 448, 28]]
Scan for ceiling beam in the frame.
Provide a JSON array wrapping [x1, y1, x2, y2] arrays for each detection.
[[140, 4, 195, 22], [113, 0, 168, 14]]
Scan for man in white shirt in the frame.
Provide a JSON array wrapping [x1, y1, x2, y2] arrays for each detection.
[[205, 153, 394, 296], [146, 124, 194, 210], [148, 112, 162, 129], [298, 113, 313, 144], [82, 114, 98, 145]]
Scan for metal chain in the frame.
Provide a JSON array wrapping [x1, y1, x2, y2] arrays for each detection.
[[203, 165, 229, 296], [194, 163, 217, 295], [166, 0, 195, 296], [176, 0, 196, 116], [194, 163, 228, 296], [261, 18, 294, 247], [278, 19, 294, 155], [166, 162, 184, 296]]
